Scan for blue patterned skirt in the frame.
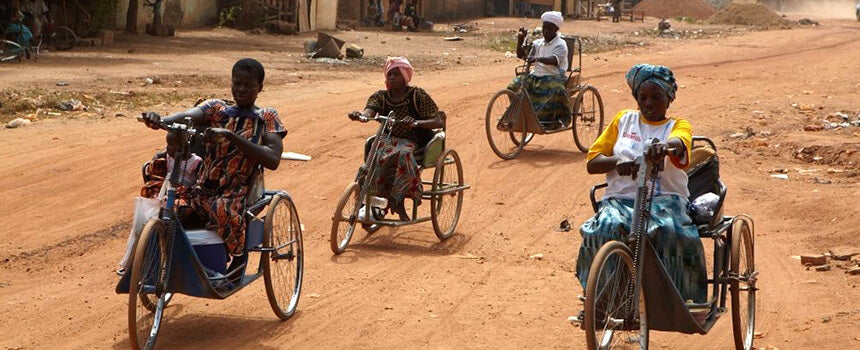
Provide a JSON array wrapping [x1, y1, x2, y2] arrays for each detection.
[[575, 195, 707, 303], [507, 74, 570, 124]]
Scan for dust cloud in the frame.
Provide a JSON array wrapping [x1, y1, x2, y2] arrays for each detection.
[[764, 0, 859, 18]]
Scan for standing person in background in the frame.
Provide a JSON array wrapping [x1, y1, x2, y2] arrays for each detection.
[[367, 0, 384, 27], [611, 0, 622, 22], [20, 0, 48, 38], [387, 0, 402, 24]]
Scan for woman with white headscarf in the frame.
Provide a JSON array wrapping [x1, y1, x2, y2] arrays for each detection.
[[509, 11, 571, 130], [348, 57, 445, 220]]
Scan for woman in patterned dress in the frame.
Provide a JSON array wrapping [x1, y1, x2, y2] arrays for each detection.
[[348, 57, 444, 221], [574, 64, 707, 308], [141, 58, 287, 256]]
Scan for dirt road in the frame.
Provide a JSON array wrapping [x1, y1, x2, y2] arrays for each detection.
[[1, 17, 859, 349]]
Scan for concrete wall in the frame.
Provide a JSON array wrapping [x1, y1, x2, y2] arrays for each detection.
[[116, 0, 218, 32], [338, 0, 363, 20], [422, 0, 485, 20], [316, 0, 338, 30]]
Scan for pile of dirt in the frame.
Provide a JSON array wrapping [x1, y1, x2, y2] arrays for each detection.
[[703, 0, 732, 10], [632, 0, 717, 20], [708, 3, 793, 27]]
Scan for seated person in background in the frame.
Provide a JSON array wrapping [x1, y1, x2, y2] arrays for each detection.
[[403, 0, 421, 30], [6, 11, 33, 47], [508, 11, 571, 130], [387, 0, 402, 25], [21, 0, 49, 39]]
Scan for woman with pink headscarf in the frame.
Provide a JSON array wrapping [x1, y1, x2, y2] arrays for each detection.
[[348, 57, 444, 220]]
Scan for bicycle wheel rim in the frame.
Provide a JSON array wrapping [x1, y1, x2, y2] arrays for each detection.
[[129, 221, 166, 350], [573, 87, 604, 153], [732, 220, 756, 350], [263, 194, 303, 319], [0, 40, 24, 62], [52, 26, 76, 51], [486, 90, 524, 159], [331, 183, 359, 254], [585, 243, 647, 350], [431, 150, 463, 240]]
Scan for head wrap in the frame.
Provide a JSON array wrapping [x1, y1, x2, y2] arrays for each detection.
[[383, 56, 414, 90], [541, 11, 563, 29], [625, 64, 677, 102]]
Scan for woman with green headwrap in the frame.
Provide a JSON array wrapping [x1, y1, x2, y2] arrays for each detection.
[[574, 64, 707, 307]]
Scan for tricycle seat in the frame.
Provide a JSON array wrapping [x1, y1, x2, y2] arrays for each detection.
[[686, 137, 726, 229], [363, 131, 446, 169]]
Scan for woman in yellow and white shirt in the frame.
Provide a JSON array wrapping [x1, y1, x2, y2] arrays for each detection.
[[575, 64, 707, 306]]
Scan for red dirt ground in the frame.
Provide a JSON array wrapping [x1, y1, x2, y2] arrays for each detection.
[[1, 16, 859, 350]]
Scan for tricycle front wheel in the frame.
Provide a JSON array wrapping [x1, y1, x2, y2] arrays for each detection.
[[486, 89, 526, 160], [331, 182, 360, 254], [584, 240, 648, 350], [128, 219, 169, 350]]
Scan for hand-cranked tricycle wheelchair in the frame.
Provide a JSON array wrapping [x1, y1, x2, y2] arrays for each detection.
[[116, 117, 304, 350], [485, 36, 605, 160], [330, 111, 470, 254], [579, 137, 757, 350]]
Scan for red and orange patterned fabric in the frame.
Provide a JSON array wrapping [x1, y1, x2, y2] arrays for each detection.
[[189, 99, 286, 255]]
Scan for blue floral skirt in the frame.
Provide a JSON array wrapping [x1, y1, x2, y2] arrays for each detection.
[[507, 74, 570, 124], [575, 195, 707, 303]]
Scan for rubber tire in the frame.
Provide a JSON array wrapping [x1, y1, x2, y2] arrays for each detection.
[[730, 219, 756, 350], [126, 225, 172, 313], [572, 85, 605, 153], [263, 193, 304, 320], [486, 89, 526, 160], [510, 132, 534, 147], [330, 182, 359, 254], [52, 26, 76, 51], [0, 40, 24, 62], [584, 240, 649, 350], [128, 219, 167, 350], [430, 149, 464, 240]]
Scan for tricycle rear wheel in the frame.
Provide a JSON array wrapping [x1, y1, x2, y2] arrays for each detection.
[[431, 149, 464, 240], [572, 85, 605, 153], [263, 194, 304, 320], [730, 218, 756, 350]]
